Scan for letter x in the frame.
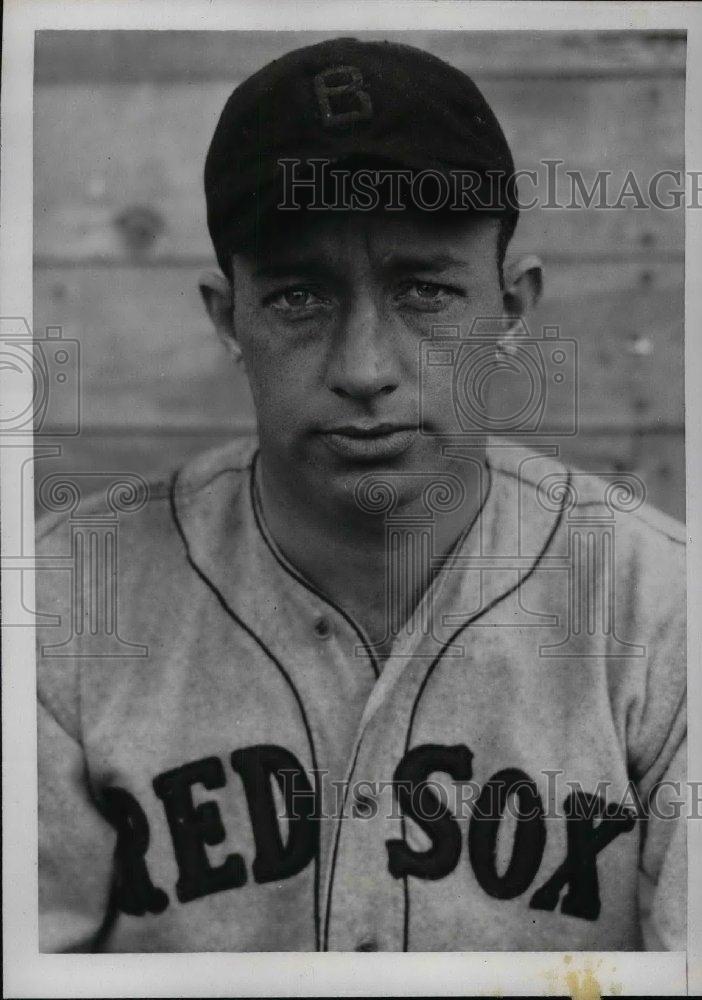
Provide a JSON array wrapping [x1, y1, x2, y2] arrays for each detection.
[[529, 792, 636, 921]]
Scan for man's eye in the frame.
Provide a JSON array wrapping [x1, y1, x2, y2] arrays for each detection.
[[269, 287, 328, 312], [396, 281, 459, 309], [412, 283, 444, 299]]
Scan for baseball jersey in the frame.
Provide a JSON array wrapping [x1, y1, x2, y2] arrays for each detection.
[[36, 437, 686, 952]]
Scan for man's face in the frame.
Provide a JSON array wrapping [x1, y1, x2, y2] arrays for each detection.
[[228, 209, 504, 506]]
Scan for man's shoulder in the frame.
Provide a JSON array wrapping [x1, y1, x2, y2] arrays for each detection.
[[173, 435, 258, 497], [35, 435, 259, 554], [487, 440, 685, 566]]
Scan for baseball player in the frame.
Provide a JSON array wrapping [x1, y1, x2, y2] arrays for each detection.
[[37, 38, 686, 953]]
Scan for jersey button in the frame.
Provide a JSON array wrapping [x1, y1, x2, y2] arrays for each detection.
[[313, 615, 331, 639], [355, 939, 378, 952]]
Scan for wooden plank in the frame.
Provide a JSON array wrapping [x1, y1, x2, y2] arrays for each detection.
[[34, 30, 686, 84], [33, 428, 685, 523], [33, 265, 254, 431], [34, 259, 683, 434], [526, 258, 684, 431], [34, 76, 685, 263]]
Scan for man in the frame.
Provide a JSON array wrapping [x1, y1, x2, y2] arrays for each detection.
[[37, 37, 685, 952]]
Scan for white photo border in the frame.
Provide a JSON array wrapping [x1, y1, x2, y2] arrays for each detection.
[[2, 1, 700, 996]]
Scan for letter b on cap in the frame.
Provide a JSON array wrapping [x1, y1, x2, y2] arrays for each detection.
[[314, 65, 373, 127]]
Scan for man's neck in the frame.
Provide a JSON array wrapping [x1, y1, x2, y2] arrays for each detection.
[[255, 450, 488, 663]]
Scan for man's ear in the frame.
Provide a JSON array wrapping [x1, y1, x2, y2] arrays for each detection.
[[198, 269, 242, 362], [502, 255, 543, 321]]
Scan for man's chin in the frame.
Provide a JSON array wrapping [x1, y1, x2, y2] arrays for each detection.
[[311, 444, 448, 512]]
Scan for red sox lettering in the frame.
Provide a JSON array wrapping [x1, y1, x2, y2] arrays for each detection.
[[102, 743, 635, 923]]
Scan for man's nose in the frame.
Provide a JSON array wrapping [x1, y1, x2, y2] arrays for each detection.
[[327, 299, 400, 401]]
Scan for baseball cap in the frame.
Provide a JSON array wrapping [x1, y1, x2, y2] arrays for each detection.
[[205, 36, 519, 272]]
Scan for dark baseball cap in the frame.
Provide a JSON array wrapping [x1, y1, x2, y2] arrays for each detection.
[[205, 36, 519, 272]]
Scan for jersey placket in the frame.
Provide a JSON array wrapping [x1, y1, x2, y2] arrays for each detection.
[[320, 449, 571, 950]]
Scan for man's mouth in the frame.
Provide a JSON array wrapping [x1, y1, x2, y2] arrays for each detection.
[[318, 423, 417, 461]]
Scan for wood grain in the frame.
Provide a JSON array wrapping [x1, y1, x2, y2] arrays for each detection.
[[34, 265, 253, 430], [34, 30, 686, 84]]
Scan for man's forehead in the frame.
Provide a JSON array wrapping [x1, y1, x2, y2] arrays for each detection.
[[234, 210, 500, 274]]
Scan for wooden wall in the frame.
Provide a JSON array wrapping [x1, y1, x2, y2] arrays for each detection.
[[33, 31, 686, 520]]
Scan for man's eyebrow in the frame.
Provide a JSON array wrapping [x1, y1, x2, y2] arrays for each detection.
[[253, 257, 334, 279], [253, 253, 469, 278], [381, 253, 469, 272]]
